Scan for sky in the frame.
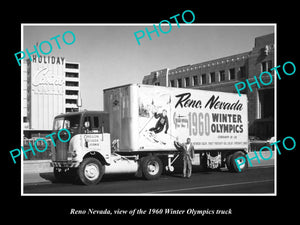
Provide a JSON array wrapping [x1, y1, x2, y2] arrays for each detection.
[[23, 24, 274, 110]]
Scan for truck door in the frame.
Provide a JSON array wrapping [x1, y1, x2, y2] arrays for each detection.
[[82, 113, 110, 154]]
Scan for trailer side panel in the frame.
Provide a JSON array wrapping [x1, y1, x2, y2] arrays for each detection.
[[104, 84, 248, 152]]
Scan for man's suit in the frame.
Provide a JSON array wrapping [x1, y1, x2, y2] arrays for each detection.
[[174, 141, 195, 178]]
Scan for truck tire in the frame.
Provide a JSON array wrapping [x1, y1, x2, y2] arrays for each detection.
[[225, 154, 233, 171], [141, 156, 163, 180], [77, 157, 105, 185], [229, 151, 248, 173]]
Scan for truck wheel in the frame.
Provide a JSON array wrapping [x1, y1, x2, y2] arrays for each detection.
[[225, 154, 233, 171], [77, 157, 105, 185], [141, 156, 163, 180], [229, 151, 248, 173]]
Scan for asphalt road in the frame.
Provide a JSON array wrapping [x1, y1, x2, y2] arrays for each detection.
[[23, 166, 274, 194]]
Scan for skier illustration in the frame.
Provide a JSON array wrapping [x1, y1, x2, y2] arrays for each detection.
[[139, 94, 171, 146], [141, 109, 169, 145], [149, 109, 169, 134]]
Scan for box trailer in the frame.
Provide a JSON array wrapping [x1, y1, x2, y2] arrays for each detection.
[[50, 84, 249, 185]]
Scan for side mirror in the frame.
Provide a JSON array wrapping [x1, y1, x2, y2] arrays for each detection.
[[84, 121, 90, 128]]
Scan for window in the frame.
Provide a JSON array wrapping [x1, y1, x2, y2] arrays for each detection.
[[66, 90, 78, 95], [210, 72, 216, 83], [262, 60, 273, 73], [66, 108, 79, 113], [66, 99, 77, 104], [93, 116, 99, 128], [185, 77, 190, 87], [178, 79, 182, 88], [201, 74, 206, 85], [262, 61, 267, 72], [83, 116, 100, 133], [170, 80, 175, 87], [193, 75, 198, 86], [220, 70, 225, 81], [267, 61, 273, 72], [240, 66, 246, 78], [229, 68, 235, 80], [84, 116, 92, 126], [53, 115, 81, 131], [66, 72, 79, 78], [66, 81, 79, 87], [152, 74, 158, 83], [66, 63, 79, 69]]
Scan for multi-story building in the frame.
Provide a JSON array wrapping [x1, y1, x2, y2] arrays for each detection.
[[65, 61, 80, 113], [23, 55, 80, 137], [142, 33, 275, 139]]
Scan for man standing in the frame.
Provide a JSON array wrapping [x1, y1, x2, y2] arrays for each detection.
[[174, 138, 195, 178]]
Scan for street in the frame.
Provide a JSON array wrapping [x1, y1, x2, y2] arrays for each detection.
[[23, 166, 274, 194]]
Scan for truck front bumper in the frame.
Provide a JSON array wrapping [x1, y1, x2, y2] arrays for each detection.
[[50, 161, 80, 168]]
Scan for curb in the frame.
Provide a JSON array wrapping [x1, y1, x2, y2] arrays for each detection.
[[23, 159, 52, 174]]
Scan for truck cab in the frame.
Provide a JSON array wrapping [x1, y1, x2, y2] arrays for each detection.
[[51, 110, 141, 185], [50, 110, 112, 185]]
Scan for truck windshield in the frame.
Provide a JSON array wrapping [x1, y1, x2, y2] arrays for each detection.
[[53, 115, 81, 133]]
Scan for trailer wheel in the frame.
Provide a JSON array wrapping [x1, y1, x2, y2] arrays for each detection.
[[229, 151, 248, 173], [141, 156, 163, 180], [77, 157, 105, 185], [225, 154, 233, 171]]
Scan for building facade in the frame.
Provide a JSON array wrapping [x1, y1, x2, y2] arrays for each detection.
[[142, 33, 274, 139], [23, 55, 80, 134]]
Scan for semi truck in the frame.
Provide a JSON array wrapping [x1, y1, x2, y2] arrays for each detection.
[[50, 84, 249, 185]]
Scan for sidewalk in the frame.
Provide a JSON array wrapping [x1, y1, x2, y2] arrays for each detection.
[[23, 160, 53, 185], [23, 152, 275, 185]]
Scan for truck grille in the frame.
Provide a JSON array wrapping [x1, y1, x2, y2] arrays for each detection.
[[55, 141, 69, 161]]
